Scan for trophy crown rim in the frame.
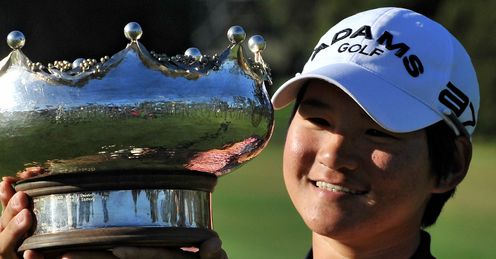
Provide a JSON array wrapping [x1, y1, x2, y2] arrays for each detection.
[[0, 22, 272, 87]]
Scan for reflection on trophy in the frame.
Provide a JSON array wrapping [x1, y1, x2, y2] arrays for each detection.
[[0, 22, 273, 254]]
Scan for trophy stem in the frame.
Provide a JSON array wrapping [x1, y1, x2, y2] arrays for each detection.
[[14, 170, 217, 254]]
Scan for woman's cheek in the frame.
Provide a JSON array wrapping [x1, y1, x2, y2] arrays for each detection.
[[370, 150, 393, 172], [289, 131, 320, 164]]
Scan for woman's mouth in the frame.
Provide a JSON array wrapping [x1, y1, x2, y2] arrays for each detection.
[[315, 181, 366, 195]]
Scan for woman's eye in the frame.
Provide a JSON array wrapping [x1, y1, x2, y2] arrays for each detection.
[[308, 117, 330, 127], [366, 129, 397, 139]]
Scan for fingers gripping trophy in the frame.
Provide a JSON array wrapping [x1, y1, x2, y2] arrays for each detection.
[[0, 22, 273, 255]]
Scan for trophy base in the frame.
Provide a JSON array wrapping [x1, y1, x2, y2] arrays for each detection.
[[15, 170, 217, 254], [20, 227, 217, 256]]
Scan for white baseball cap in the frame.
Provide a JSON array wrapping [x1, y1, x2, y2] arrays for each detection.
[[272, 7, 479, 137]]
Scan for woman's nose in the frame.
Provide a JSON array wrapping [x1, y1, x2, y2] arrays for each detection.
[[316, 132, 359, 172]]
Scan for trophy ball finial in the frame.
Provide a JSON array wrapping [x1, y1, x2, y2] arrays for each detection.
[[184, 47, 202, 61], [248, 35, 266, 53], [124, 22, 143, 41], [227, 26, 246, 44], [7, 30, 25, 50], [72, 58, 85, 69]]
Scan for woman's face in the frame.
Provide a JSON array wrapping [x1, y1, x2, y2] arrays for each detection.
[[283, 80, 436, 242]]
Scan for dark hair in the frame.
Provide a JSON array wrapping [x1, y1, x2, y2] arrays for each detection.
[[289, 84, 460, 228], [422, 121, 458, 227]]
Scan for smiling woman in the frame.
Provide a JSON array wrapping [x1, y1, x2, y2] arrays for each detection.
[[271, 7, 478, 259], [284, 81, 436, 257]]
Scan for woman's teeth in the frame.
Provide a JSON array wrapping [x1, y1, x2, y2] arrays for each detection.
[[316, 181, 363, 194]]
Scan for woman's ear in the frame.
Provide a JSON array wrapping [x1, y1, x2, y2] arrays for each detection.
[[432, 136, 472, 193]]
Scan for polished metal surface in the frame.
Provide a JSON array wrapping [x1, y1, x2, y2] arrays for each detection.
[[0, 22, 273, 177], [227, 25, 246, 44], [4, 22, 273, 252], [124, 22, 143, 41], [184, 47, 202, 61], [248, 35, 266, 53], [32, 189, 211, 235], [6, 31, 25, 50]]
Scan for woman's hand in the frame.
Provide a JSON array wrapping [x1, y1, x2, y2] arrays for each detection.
[[0, 167, 44, 259]]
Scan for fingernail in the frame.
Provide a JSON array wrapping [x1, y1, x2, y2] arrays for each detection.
[[12, 193, 20, 207], [16, 211, 24, 224]]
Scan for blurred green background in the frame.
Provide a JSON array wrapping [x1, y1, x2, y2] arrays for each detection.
[[1, 0, 495, 258]]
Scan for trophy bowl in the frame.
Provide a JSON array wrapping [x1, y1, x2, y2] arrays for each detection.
[[0, 22, 274, 254]]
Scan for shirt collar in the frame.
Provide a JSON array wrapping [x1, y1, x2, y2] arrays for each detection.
[[304, 230, 435, 259]]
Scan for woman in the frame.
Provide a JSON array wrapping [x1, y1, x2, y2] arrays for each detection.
[[1, 7, 479, 259], [270, 7, 477, 258]]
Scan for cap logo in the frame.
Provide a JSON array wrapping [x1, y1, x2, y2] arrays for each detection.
[[310, 43, 329, 61], [312, 25, 425, 78], [438, 81, 476, 127]]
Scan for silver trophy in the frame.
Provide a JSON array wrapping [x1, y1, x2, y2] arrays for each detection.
[[0, 22, 273, 254]]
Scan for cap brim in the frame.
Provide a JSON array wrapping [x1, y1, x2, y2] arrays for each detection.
[[271, 62, 442, 133]]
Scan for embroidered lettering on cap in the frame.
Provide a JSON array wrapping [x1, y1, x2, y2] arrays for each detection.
[[311, 43, 329, 61], [376, 31, 424, 77], [312, 25, 425, 78], [438, 82, 476, 127], [337, 43, 384, 56]]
